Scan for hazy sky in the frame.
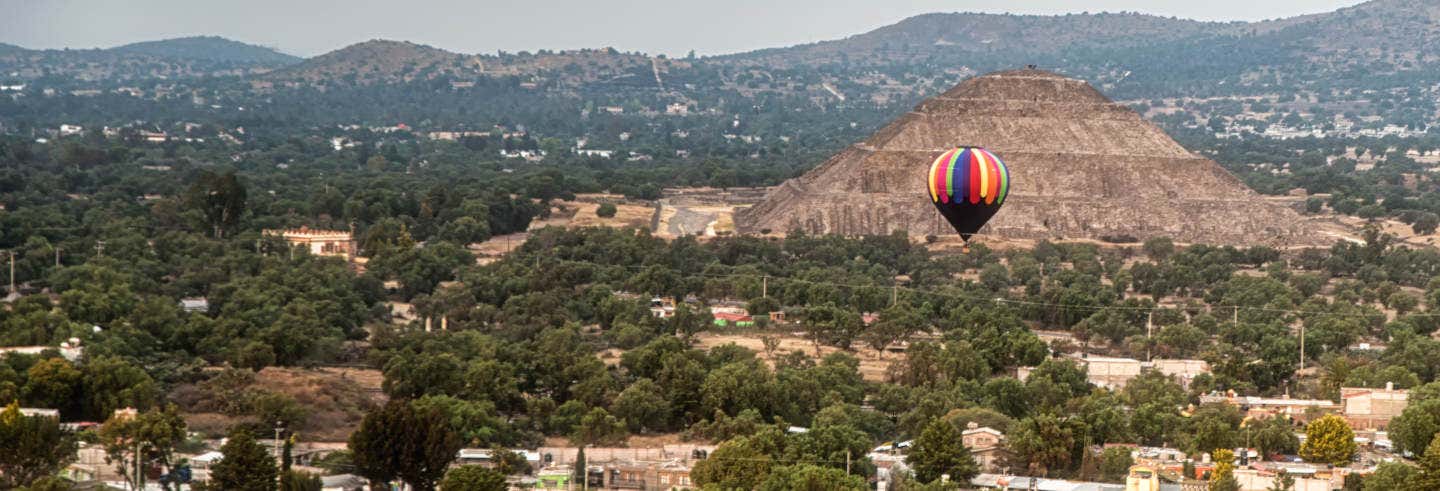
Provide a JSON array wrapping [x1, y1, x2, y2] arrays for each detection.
[[3, 0, 1365, 57]]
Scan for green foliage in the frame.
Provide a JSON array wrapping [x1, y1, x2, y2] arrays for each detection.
[[908, 418, 979, 483], [1009, 414, 1078, 477], [1210, 448, 1239, 491], [439, 465, 506, 491], [1250, 417, 1300, 458], [280, 470, 323, 491], [1361, 461, 1417, 491], [1098, 446, 1134, 483], [596, 203, 617, 218], [211, 429, 278, 491], [97, 405, 187, 490], [1300, 415, 1356, 466], [349, 401, 462, 491], [0, 403, 78, 489], [758, 464, 866, 491]]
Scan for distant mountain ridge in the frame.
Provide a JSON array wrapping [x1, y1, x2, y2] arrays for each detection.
[[6, 0, 1440, 99], [111, 36, 299, 65], [265, 40, 468, 83], [0, 36, 298, 82]]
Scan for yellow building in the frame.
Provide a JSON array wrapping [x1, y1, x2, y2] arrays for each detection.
[[265, 226, 356, 261]]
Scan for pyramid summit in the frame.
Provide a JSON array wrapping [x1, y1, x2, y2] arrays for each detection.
[[736, 68, 1320, 246]]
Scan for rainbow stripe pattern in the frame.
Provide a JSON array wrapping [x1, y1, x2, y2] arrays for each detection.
[[928, 147, 1009, 205]]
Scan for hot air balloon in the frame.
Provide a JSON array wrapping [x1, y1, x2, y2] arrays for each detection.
[[927, 146, 1010, 251]]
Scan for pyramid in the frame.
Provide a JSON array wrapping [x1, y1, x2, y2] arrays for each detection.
[[736, 69, 1319, 246]]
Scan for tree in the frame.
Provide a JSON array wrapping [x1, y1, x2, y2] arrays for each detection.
[[759, 464, 866, 491], [572, 447, 587, 484], [611, 379, 671, 433], [1414, 212, 1440, 235], [1268, 470, 1295, 491], [280, 470, 323, 491], [908, 418, 979, 483], [596, 203, 617, 218], [1251, 417, 1300, 458], [0, 402, 78, 489], [186, 170, 247, 238], [211, 429, 278, 491], [1098, 446, 1134, 483], [1361, 461, 1416, 491], [1210, 448, 1240, 491], [439, 465, 506, 491], [350, 401, 462, 491], [1415, 433, 1440, 491], [691, 435, 773, 490], [1143, 237, 1175, 260], [1391, 398, 1440, 455], [1009, 414, 1076, 476], [1299, 415, 1356, 466], [572, 407, 628, 446], [98, 405, 187, 491]]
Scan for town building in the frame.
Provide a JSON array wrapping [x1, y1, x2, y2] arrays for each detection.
[[265, 227, 356, 261], [712, 311, 754, 327], [1341, 383, 1408, 430], [179, 297, 210, 313], [1199, 391, 1339, 424], [1148, 359, 1211, 389], [1077, 356, 1144, 390], [961, 421, 1008, 473]]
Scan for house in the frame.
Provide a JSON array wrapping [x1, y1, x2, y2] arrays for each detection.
[[1078, 356, 1145, 390], [666, 103, 689, 115], [961, 422, 1007, 473], [265, 227, 356, 261], [535, 466, 574, 489], [139, 130, 168, 143], [649, 297, 676, 318], [59, 124, 83, 136], [1148, 359, 1211, 389], [1342, 383, 1408, 430], [1126, 465, 1161, 491], [971, 473, 1126, 490], [1199, 391, 1340, 424], [179, 297, 209, 313], [1233, 468, 1333, 491], [320, 473, 367, 491], [1, 340, 84, 361], [655, 460, 693, 489], [577, 149, 614, 158], [712, 311, 754, 327], [19, 407, 59, 418]]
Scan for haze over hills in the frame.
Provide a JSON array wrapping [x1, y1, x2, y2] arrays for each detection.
[[5, 0, 1439, 98], [110, 36, 300, 65]]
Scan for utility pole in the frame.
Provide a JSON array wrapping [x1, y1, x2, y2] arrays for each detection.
[[762, 275, 768, 298], [274, 421, 284, 488], [1145, 310, 1154, 362], [846, 449, 852, 476], [95, 240, 105, 258], [1299, 325, 1306, 373], [1233, 306, 1239, 325], [135, 439, 144, 491], [7, 250, 14, 294], [54, 247, 60, 268]]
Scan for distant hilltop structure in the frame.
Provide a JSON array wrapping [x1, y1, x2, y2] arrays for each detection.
[[736, 69, 1320, 246], [264, 226, 356, 261]]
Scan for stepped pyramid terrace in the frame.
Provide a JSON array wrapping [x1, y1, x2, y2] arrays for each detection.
[[736, 69, 1322, 246]]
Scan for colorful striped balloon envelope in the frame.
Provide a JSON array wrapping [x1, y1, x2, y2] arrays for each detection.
[[926, 147, 1011, 244]]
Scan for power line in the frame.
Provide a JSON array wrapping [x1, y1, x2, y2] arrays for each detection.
[[599, 263, 1408, 320]]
